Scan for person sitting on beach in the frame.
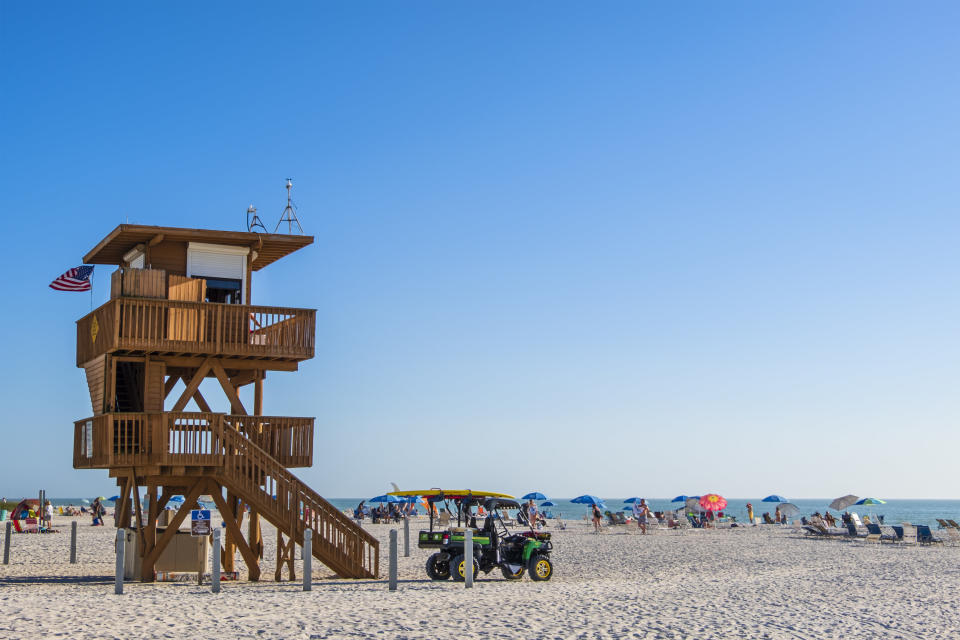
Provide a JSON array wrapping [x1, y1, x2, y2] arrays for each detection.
[[824, 512, 836, 527], [841, 512, 852, 526], [862, 514, 871, 525]]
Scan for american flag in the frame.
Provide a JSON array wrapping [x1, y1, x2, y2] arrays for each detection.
[[50, 265, 94, 291]]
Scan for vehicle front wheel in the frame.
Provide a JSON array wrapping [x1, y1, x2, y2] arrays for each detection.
[[501, 564, 525, 580], [528, 554, 553, 581], [449, 554, 479, 582], [426, 553, 450, 580]]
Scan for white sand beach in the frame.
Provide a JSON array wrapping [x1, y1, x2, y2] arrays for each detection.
[[1, 513, 958, 639]]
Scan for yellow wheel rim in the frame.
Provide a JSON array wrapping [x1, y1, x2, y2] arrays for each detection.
[[535, 559, 551, 578]]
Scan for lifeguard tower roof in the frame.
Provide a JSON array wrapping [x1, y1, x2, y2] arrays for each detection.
[[83, 224, 313, 271]]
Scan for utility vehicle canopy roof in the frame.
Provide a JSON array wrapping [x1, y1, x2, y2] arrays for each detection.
[[388, 490, 515, 503]]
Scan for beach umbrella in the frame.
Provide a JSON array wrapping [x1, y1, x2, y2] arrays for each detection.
[[571, 495, 603, 505], [778, 503, 800, 518], [95, 496, 106, 501], [80, 498, 90, 504], [854, 498, 886, 506], [699, 494, 727, 512], [521, 492, 548, 501], [540, 500, 556, 507], [671, 495, 689, 503], [107, 495, 120, 502], [369, 494, 401, 503], [168, 495, 185, 503], [623, 497, 641, 504], [762, 495, 787, 503], [829, 495, 859, 511]]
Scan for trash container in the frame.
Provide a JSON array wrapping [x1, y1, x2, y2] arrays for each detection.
[[0, 510, 7, 521]]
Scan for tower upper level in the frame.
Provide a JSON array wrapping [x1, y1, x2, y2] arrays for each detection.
[[76, 225, 316, 367]]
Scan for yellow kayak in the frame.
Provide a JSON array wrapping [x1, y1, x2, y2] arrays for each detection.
[[387, 489, 516, 500]]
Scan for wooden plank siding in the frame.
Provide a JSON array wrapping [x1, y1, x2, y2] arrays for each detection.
[[144, 360, 166, 412], [110, 268, 167, 299], [83, 355, 107, 415], [76, 298, 315, 366]]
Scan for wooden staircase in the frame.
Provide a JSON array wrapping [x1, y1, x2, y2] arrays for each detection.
[[215, 426, 379, 579]]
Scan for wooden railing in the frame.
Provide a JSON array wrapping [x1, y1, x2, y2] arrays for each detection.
[[226, 415, 313, 468], [76, 298, 316, 366], [73, 412, 313, 469], [218, 426, 379, 579]]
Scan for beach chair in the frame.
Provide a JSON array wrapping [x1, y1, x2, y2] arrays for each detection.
[[851, 513, 863, 528], [947, 520, 960, 530], [941, 527, 960, 546], [866, 523, 896, 543], [13, 518, 40, 533], [899, 523, 917, 546], [915, 525, 942, 545], [846, 523, 866, 538], [936, 519, 951, 530]]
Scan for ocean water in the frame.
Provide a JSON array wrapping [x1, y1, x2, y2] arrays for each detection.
[[42, 497, 960, 528]]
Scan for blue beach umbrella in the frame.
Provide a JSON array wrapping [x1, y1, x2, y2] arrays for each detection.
[[540, 501, 556, 507], [623, 497, 641, 504], [522, 492, 548, 501], [369, 494, 402, 504], [671, 496, 688, 503], [571, 495, 607, 510], [168, 495, 185, 503], [762, 495, 787, 503], [107, 495, 120, 502], [854, 498, 886, 505]]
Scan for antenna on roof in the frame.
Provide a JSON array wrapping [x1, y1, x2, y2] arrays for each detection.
[[274, 178, 304, 234], [246, 205, 267, 233]]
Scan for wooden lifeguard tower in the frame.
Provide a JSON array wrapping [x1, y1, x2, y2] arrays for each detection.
[[72, 224, 378, 581]]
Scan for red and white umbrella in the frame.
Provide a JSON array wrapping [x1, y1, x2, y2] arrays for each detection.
[[699, 494, 727, 512]]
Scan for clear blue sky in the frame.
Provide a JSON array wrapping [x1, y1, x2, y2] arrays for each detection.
[[1, 2, 958, 500]]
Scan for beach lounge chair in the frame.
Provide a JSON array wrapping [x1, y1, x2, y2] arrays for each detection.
[[899, 523, 917, 546], [866, 523, 896, 543], [915, 525, 942, 545], [947, 520, 960, 530], [851, 513, 863, 528], [941, 527, 960, 546], [936, 519, 951, 529]]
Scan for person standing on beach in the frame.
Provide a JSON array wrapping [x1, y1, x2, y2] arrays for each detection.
[[527, 500, 539, 530], [591, 503, 603, 533], [774, 505, 782, 524], [633, 499, 650, 535], [43, 500, 53, 530], [746, 502, 754, 525]]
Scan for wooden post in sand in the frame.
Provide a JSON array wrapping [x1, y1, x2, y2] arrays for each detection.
[[388, 529, 397, 591], [3, 520, 11, 564], [403, 517, 410, 557], [70, 521, 78, 563], [303, 529, 312, 591], [464, 529, 473, 588], [212, 528, 221, 593], [114, 529, 124, 594]]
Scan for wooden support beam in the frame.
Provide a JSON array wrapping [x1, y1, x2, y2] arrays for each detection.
[[130, 469, 144, 555], [171, 359, 213, 412], [141, 478, 206, 578], [191, 388, 213, 413], [148, 233, 165, 247], [253, 372, 263, 416], [275, 530, 296, 582], [222, 491, 238, 573], [141, 483, 159, 582], [163, 375, 181, 399], [162, 356, 298, 372], [208, 482, 261, 582], [211, 359, 247, 415], [229, 371, 258, 389], [115, 476, 132, 529], [248, 509, 263, 560]]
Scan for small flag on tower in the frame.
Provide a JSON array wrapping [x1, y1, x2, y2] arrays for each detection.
[[50, 265, 94, 291]]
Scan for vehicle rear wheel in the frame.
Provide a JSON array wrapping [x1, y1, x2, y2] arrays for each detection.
[[528, 554, 553, 581], [449, 554, 479, 582], [426, 553, 450, 580], [501, 564, 525, 580]]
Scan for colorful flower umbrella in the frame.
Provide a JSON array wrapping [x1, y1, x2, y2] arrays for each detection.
[[699, 494, 727, 512]]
